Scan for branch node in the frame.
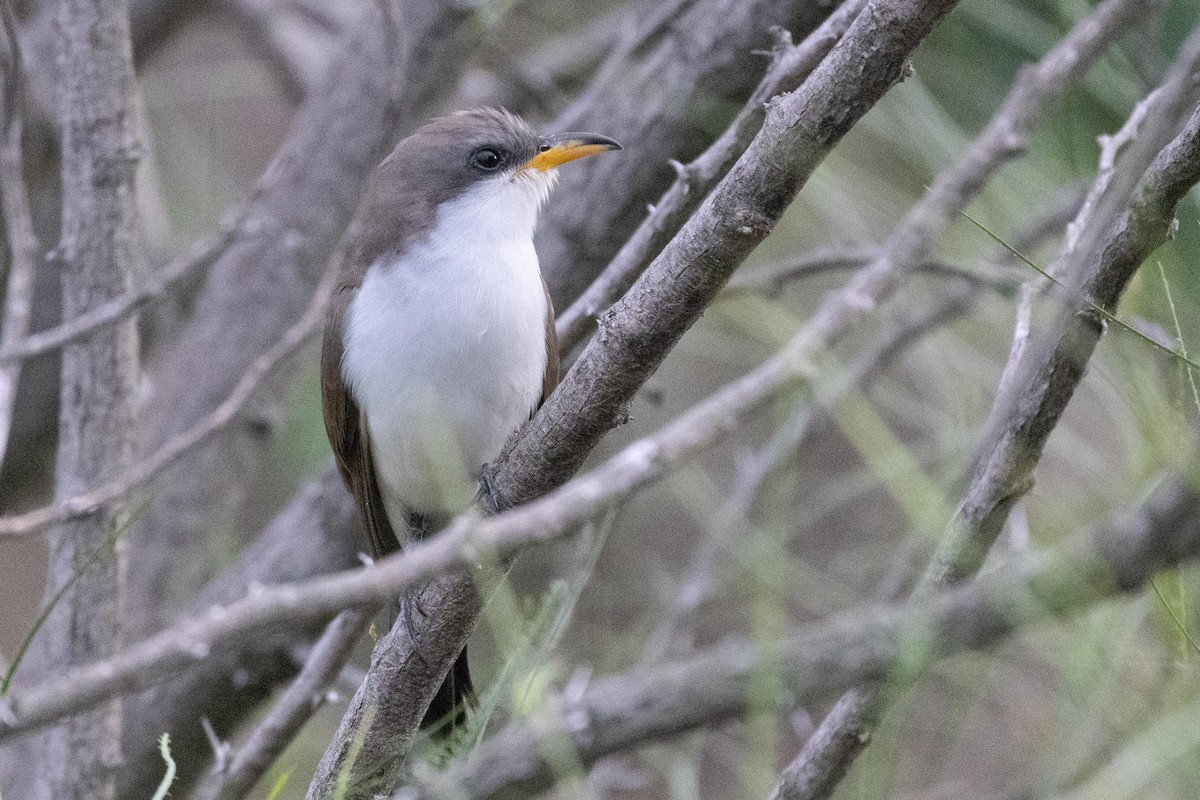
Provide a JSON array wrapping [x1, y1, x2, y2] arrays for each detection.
[[767, 25, 795, 61], [201, 716, 231, 774], [0, 697, 17, 727]]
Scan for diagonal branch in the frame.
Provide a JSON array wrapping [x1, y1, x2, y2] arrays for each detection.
[[490, 0, 962, 512], [0, 207, 238, 364], [193, 608, 373, 800], [0, 266, 334, 538]]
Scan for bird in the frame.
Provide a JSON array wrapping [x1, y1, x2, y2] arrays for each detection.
[[321, 108, 620, 730]]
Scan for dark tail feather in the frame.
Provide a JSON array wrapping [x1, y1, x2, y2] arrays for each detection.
[[420, 645, 474, 736]]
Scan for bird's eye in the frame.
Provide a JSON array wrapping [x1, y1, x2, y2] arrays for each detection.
[[471, 147, 503, 171]]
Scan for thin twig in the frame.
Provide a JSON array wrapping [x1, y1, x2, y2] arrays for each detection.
[[728, 248, 1021, 298], [193, 608, 372, 800], [994, 89, 1163, 405], [0, 264, 337, 538], [0, 215, 239, 364], [641, 288, 975, 664]]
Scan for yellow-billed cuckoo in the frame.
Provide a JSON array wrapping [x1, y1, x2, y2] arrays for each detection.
[[321, 108, 620, 729]]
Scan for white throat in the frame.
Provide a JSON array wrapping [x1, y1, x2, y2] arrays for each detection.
[[340, 171, 555, 520]]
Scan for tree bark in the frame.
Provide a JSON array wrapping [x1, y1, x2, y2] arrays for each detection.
[[33, 1, 141, 798]]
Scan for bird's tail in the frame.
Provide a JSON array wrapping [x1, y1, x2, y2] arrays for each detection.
[[420, 645, 475, 736]]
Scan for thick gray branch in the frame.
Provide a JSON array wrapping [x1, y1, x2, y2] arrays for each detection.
[[33, 1, 142, 798], [305, 577, 480, 800]]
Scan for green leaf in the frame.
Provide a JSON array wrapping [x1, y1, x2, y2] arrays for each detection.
[[262, 770, 291, 800], [1150, 571, 1200, 659]]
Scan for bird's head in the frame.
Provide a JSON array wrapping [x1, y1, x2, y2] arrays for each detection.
[[355, 108, 621, 261]]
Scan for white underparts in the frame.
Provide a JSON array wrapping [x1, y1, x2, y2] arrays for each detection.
[[341, 169, 555, 523]]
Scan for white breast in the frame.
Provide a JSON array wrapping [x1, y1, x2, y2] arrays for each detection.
[[341, 173, 553, 520]]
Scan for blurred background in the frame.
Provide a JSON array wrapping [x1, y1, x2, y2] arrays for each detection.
[[3, 0, 1200, 797]]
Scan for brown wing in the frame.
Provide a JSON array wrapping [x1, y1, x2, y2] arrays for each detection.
[[321, 284, 401, 559], [540, 276, 560, 406]]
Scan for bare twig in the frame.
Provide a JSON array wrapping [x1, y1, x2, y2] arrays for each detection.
[[994, 25, 1200, 405], [194, 608, 372, 800], [768, 689, 874, 800], [399, 476, 1200, 800], [0, 212, 238, 364], [641, 288, 975, 664], [0, 6, 40, 467], [556, 0, 868, 352], [0, 266, 335, 538], [728, 248, 1021, 298]]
